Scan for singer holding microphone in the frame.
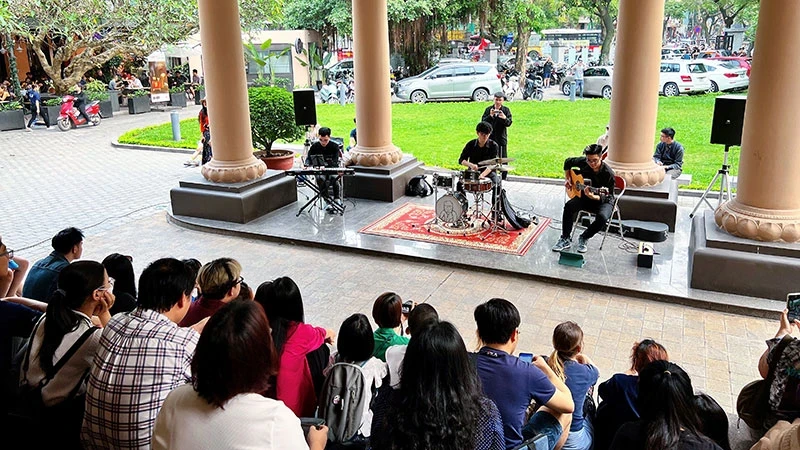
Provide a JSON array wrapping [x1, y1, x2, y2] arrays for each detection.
[[480, 92, 513, 179]]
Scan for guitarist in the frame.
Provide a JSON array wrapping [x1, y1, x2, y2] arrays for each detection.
[[552, 144, 616, 254]]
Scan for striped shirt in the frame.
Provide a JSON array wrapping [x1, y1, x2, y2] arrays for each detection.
[[81, 308, 199, 450]]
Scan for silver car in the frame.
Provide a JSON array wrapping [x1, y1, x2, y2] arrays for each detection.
[[560, 66, 613, 99], [394, 63, 502, 104]]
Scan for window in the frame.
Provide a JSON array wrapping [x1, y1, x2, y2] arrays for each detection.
[[474, 65, 491, 75], [454, 66, 474, 77], [688, 64, 706, 73], [584, 68, 596, 77], [248, 46, 292, 75], [433, 68, 455, 78], [597, 69, 609, 77], [341, 61, 353, 69]]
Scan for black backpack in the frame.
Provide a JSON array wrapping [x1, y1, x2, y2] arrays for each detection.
[[405, 175, 433, 197]]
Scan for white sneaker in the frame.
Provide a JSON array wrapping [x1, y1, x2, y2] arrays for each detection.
[[25, 127, 32, 132]]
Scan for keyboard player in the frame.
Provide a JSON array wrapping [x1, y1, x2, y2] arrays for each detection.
[[307, 126, 343, 211]]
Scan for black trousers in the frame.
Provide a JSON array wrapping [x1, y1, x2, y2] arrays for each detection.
[[27, 108, 38, 127], [498, 143, 508, 179], [315, 174, 341, 201], [561, 197, 614, 240]]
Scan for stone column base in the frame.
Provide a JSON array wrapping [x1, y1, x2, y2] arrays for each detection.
[[344, 155, 423, 202], [605, 160, 666, 187], [348, 144, 403, 167], [201, 156, 267, 183], [715, 200, 800, 242]]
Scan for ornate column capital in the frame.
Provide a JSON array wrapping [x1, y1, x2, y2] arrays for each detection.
[[715, 199, 800, 242], [605, 159, 666, 187], [348, 145, 403, 167], [201, 156, 266, 183]]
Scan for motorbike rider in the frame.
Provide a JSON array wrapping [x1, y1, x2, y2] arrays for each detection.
[[72, 84, 90, 124]]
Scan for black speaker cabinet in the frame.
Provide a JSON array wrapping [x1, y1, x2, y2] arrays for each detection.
[[293, 89, 317, 126], [710, 95, 746, 146]]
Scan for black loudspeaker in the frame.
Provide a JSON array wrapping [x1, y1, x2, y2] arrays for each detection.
[[710, 95, 746, 146], [293, 89, 317, 126]]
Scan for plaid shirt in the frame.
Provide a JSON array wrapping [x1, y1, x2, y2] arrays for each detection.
[[81, 308, 199, 450]]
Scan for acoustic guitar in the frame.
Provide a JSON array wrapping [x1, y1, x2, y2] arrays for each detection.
[[567, 170, 610, 200]]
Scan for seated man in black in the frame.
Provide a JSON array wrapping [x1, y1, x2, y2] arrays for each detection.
[[307, 126, 342, 211], [459, 121, 500, 208], [552, 144, 616, 254]]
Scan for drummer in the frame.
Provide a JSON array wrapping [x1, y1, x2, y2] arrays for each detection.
[[459, 121, 500, 205]]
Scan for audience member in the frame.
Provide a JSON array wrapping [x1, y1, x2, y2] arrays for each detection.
[[152, 299, 328, 450], [371, 320, 505, 450], [385, 303, 439, 389], [756, 309, 800, 429], [0, 300, 42, 418], [81, 258, 202, 450], [694, 393, 731, 450], [23, 227, 84, 302], [324, 313, 387, 443], [101, 253, 137, 315], [236, 281, 254, 301], [254, 277, 335, 417], [179, 258, 242, 327], [594, 339, 669, 450], [539, 321, 599, 450], [609, 361, 722, 450], [0, 236, 29, 298], [653, 127, 685, 179], [372, 292, 410, 361], [181, 258, 202, 302], [20, 261, 113, 449], [473, 298, 574, 450]]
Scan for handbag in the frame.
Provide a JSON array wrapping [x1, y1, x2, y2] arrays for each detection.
[[737, 335, 793, 430]]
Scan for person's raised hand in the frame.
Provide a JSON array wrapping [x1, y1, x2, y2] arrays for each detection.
[[531, 355, 549, 372], [325, 328, 336, 344], [778, 309, 796, 337], [94, 290, 115, 317], [565, 179, 573, 192], [307, 425, 329, 450]]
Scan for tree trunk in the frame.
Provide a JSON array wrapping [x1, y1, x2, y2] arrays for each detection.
[[515, 22, 531, 74], [598, 6, 615, 65], [3, 34, 22, 97]]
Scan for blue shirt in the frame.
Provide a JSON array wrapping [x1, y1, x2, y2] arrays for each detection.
[[563, 360, 600, 431], [22, 251, 70, 302], [28, 89, 41, 105], [476, 347, 556, 449], [595, 373, 640, 450]]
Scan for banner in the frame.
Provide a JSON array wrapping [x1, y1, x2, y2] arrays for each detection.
[[148, 60, 170, 103]]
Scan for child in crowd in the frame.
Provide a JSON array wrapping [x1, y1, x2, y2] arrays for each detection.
[[371, 292, 409, 361]]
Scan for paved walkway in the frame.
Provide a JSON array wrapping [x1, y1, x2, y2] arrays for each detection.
[[0, 105, 774, 414]]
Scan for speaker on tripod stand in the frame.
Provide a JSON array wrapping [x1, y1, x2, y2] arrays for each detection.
[[689, 95, 746, 218]]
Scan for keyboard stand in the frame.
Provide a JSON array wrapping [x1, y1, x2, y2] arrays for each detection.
[[297, 176, 345, 216]]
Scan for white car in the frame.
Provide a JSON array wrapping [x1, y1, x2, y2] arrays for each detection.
[[659, 61, 711, 96], [394, 63, 502, 104], [560, 66, 613, 99], [699, 60, 749, 93]]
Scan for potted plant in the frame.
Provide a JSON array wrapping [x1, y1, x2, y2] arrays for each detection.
[[0, 101, 25, 131], [169, 86, 187, 108], [194, 84, 204, 105], [248, 86, 304, 170], [128, 89, 151, 114], [85, 80, 113, 118], [41, 97, 63, 127]]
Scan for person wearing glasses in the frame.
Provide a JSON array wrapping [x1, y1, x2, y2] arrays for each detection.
[[20, 261, 114, 448], [179, 258, 243, 327], [0, 237, 30, 298]]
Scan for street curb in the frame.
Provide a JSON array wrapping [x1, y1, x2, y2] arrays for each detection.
[[111, 140, 194, 154]]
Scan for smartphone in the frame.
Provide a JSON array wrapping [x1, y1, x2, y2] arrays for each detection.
[[519, 352, 533, 364], [300, 417, 325, 435], [8, 260, 19, 270], [401, 301, 413, 315], [788, 293, 800, 322]]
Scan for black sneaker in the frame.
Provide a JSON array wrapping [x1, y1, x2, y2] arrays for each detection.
[[577, 237, 588, 253], [552, 237, 571, 252]]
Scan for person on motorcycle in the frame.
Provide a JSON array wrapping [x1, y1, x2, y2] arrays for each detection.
[[72, 84, 91, 124]]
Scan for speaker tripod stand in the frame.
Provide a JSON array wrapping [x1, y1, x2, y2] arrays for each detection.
[[689, 144, 734, 218]]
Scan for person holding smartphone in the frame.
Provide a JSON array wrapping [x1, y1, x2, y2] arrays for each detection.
[[755, 304, 800, 429], [480, 92, 513, 176]]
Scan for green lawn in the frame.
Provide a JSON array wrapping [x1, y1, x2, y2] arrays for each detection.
[[118, 96, 738, 189]]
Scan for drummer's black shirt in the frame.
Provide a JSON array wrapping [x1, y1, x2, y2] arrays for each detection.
[[459, 139, 499, 166]]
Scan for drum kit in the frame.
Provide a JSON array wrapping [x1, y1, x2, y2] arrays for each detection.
[[429, 157, 516, 236]]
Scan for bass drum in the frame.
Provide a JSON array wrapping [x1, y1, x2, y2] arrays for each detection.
[[435, 192, 469, 225]]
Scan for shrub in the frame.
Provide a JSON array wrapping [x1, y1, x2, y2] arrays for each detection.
[[169, 86, 185, 94], [85, 80, 107, 93], [0, 101, 22, 111], [43, 98, 62, 106], [129, 89, 150, 98], [88, 91, 109, 101], [248, 86, 303, 154]]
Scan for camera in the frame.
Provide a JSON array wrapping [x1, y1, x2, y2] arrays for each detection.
[[401, 301, 413, 315]]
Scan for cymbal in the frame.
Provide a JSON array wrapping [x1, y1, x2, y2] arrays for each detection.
[[477, 157, 516, 166]]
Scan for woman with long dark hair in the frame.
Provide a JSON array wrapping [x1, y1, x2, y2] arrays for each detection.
[[255, 277, 334, 417], [102, 253, 136, 315], [20, 260, 114, 448], [153, 299, 328, 450], [609, 361, 722, 450], [594, 339, 669, 450], [371, 321, 504, 450]]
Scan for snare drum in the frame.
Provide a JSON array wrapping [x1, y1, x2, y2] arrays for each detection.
[[463, 170, 480, 183], [463, 178, 493, 193], [433, 173, 455, 190], [435, 192, 469, 225]]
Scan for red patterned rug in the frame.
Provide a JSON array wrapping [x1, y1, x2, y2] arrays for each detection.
[[360, 203, 551, 256]]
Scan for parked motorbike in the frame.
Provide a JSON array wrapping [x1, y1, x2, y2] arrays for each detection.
[[521, 69, 544, 101], [501, 69, 520, 101], [318, 82, 339, 104], [57, 95, 101, 132]]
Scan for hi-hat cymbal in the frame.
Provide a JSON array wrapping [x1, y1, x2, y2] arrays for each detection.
[[477, 157, 516, 166]]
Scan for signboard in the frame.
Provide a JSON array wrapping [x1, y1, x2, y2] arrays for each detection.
[[148, 60, 170, 103]]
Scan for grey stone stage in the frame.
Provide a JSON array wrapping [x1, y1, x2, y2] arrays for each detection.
[[169, 178, 783, 318]]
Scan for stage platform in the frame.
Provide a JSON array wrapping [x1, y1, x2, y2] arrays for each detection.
[[168, 179, 783, 318]]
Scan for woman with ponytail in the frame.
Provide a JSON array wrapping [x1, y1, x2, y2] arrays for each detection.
[[20, 260, 114, 448], [532, 321, 599, 450]]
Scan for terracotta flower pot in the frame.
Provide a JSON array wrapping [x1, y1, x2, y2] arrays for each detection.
[[254, 149, 295, 171]]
